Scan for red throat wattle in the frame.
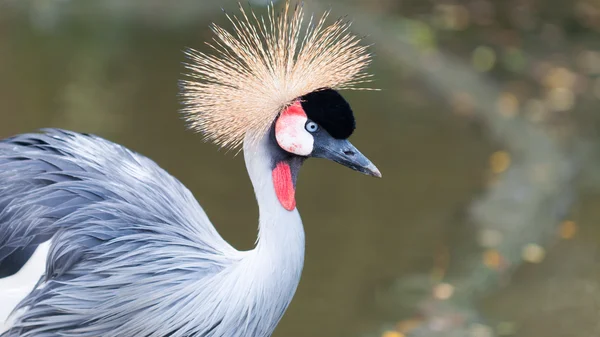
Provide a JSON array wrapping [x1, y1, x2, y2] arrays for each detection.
[[272, 161, 296, 211]]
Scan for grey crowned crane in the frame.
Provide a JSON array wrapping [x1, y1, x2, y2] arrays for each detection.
[[0, 2, 380, 336]]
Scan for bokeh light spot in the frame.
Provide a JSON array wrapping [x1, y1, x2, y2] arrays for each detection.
[[472, 46, 496, 72], [489, 151, 511, 174], [543, 67, 576, 89], [522, 244, 546, 263], [496, 92, 519, 117], [483, 249, 503, 269], [559, 220, 578, 239], [433, 283, 455, 300], [382, 331, 404, 337], [546, 87, 575, 112]]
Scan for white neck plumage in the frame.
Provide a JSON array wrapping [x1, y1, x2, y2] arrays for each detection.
[[234, 132, 305, 334]]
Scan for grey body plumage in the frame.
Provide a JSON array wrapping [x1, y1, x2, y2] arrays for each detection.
[[0, 129, 302, 336]]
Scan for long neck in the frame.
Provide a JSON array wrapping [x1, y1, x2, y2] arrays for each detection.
[[244, 132, 305, 265], [238, 133, 305, 333]]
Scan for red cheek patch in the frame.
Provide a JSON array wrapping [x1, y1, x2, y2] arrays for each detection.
[[272, 161, 296, 211]]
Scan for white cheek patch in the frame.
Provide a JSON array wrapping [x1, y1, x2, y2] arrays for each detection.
[[275, 102, 314, 156]]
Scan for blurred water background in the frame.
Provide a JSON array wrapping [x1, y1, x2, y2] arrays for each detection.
[[1, 0, 600, 336]]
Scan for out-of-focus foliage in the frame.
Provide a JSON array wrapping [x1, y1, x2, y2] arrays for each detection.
[[1, 1, 600, 337]]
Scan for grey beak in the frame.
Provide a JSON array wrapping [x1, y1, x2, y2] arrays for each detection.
[[312, 138, 382, 178]]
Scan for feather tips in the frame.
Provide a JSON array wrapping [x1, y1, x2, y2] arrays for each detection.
[[180, 1, 374, 151]]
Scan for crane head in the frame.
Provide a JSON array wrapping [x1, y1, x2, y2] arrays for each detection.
[[180, 2, 377, 155], [274, 88, 380, 178]]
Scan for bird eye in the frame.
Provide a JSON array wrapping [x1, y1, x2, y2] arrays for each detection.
[[305, 121, 319, 133]]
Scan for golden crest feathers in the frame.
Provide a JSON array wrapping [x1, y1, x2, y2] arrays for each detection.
[[180, 1, 374, 150]]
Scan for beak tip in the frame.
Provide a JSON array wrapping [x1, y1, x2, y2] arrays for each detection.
[[368, 163, 382, 178]]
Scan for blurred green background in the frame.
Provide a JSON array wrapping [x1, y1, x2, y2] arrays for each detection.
[[1, 0, 600, 336]]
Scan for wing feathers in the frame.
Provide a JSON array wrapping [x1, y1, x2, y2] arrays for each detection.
[[0, 129, 232, 336]]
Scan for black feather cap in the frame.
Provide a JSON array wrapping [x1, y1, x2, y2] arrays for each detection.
[[299, 89, 356, 139]]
